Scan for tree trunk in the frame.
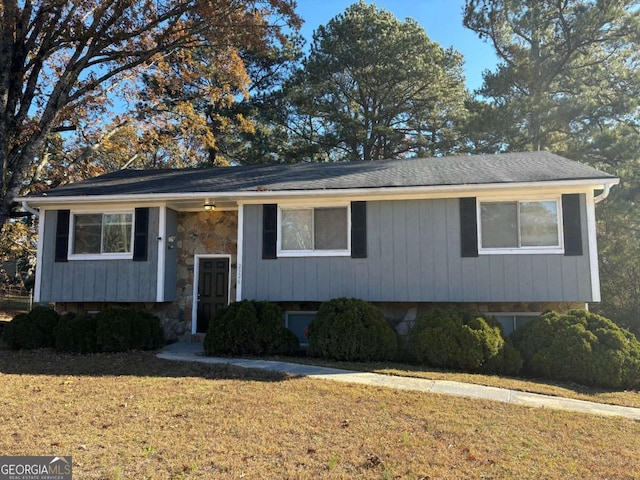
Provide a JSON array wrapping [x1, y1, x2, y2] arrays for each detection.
[[0, 122, 50, 233], [0, 120, 12, 234]]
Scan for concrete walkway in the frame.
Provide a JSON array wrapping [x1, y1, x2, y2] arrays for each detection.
[[157, 342, 640, 421]]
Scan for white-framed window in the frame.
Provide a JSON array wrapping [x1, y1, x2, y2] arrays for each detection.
[[69, 211, 134, 260], [478, 197, 563, 254], [491, 313, 540, 336], [277, 204, 350, 257]]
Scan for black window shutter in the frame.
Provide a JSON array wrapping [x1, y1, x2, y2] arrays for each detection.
[[133, 207, 149, 262], [562, 194, 583, 256], [55, 210, 70, 262], [351, 201, 367, 258], [262, 204, 277, 259], [460, 197, 478, 257]]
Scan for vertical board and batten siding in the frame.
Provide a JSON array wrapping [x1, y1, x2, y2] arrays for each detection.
[[38, 208, 160, 302], [241, 197, 593, 303]]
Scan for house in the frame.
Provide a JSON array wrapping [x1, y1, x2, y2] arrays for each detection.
[[20, 151, 619, 342]]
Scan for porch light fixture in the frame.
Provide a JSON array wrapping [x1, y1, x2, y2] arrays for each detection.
[[203, 203, 216, 211]]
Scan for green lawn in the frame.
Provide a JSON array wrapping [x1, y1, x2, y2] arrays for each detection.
[[0, 350, 638, 479]]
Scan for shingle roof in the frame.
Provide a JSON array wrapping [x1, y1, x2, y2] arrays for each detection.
[[30, 151, 616, 199]]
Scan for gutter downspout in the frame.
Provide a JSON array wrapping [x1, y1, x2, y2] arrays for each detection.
[[593, 180, 620, 203], [21, 200, 40, 217]]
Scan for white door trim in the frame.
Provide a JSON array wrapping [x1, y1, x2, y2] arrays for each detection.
[[156, 206, 167, 302], [191, 254, 232, 335]]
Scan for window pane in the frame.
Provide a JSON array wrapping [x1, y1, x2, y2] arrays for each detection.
[[515, 315, 537, 330], [73, 214, 102, 254], [520, 201, 559, 247], [281, 209, 313, 250], [314, 207, 348, 250], [481, 202, 518, 248], [286, 312, 316, 344], [103, 213, 132, 253], [495, 315, 515, 336]]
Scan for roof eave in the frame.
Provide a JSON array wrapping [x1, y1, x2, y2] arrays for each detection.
[[18, 177, 620, 207]]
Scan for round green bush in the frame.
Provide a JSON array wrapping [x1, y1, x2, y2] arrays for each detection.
[[96, 308, 133, 352], [254, 302, 300, 355], [28, 306, 60, 346], [204, 302, 245, 355], [511, 309, 640, 389], [4, 313, 33, 349], [4, 306, 60, 349], [95, 308, 163, 352], [54, 312, 97, 353], [408, 307, 521, 374], [274, 327, 301, 355], [307, 298, 398, 362], [204, 300, 299, 356], [129, 310, 164, 350]]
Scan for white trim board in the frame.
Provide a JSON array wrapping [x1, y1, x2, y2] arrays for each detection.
[[156, 206, 167, 302], [33, 208, 46, 303], [586, 190, 601, 302], [236, 204, 244, 302]]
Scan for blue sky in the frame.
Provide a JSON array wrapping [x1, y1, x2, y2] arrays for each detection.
[[294, 0, 499, 91]]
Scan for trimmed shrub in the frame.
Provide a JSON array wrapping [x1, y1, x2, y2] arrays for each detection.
[[511, 309, 640, 389], [96, 308, 132, 352], [307, 298, 398, 362], [54, 313, 97, 353], [129, 309, 164, 350], [95, 308, 163, 352], [255, 302, 300, 355], [204, 300, 300, 356], [4, 313, 33, 349], [204, 302, 245, 355], [274, 327, 301, 355], [495, 340, 524, 376], [4, 306, 60, 349], [408, 307, 522, 375]]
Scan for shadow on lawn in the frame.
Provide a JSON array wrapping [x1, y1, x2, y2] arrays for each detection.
[[0, 349, 292, 383]]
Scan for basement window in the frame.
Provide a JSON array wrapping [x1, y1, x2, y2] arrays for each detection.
[[285, 311, 317, 345], [492, 313, 540, 336]]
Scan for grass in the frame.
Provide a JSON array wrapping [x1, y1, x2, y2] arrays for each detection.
[[265, 355, 640, 409], [0, 350, 639, 479]]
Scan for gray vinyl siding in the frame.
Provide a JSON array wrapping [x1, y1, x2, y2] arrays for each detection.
[[241, 197, 593, 303], [38, 208, 159, 302], [163, 208, 178, 301]]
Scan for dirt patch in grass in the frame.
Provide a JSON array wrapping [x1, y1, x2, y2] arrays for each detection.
[[265, 356, 640, 409], [0, 350, 639, 479]]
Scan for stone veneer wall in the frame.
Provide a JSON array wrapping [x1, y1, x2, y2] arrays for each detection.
[[174, 210, 238, 338]]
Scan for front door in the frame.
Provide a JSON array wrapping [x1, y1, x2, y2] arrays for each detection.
[[196, 257, 230, 334]]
